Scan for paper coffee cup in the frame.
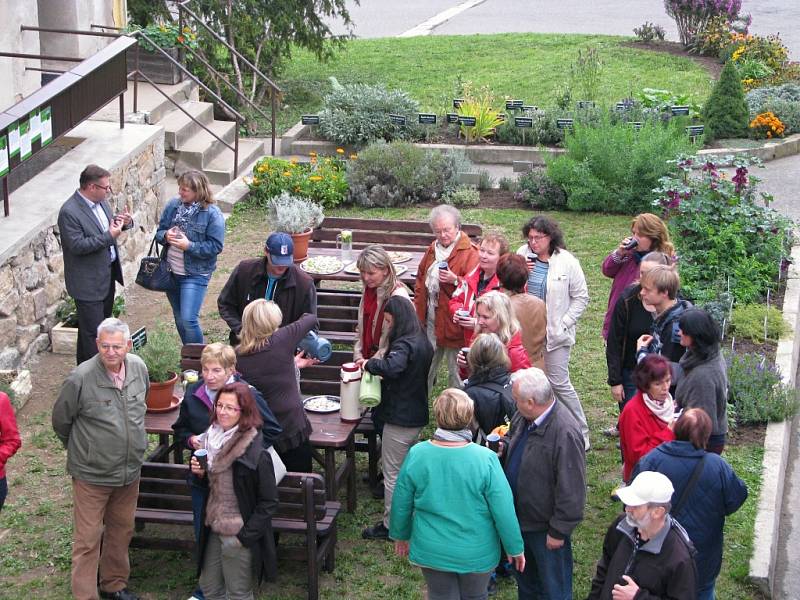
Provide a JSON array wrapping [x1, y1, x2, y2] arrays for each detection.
[[194, 448, 208, 470]]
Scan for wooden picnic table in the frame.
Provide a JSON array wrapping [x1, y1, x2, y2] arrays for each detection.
[[301, 246, 422, 287], [144, 403, 361, 513]]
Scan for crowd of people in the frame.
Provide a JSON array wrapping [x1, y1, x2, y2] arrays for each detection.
[[0, 164, 751, 599]]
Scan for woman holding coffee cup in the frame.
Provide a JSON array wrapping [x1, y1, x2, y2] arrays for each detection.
[[601, 213, 674, 340], [448, 233, 509, 348], [190, 382, 279, 599]]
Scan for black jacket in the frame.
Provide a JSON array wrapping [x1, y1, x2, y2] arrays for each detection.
[[196, 430, 279, 583], [637, 299, 692, 365], [606, 284, 653, 386], [365, 333, 434, 429], [464, 366, 515, 437], [587, 514, 697, 600], [172, 374, 282, 450], [218, 257, 317, 344]]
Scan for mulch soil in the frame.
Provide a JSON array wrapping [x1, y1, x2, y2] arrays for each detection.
[[622, 40, 724, 79]]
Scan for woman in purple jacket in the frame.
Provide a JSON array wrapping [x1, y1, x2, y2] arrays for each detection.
[[601, 213, 674, 340]]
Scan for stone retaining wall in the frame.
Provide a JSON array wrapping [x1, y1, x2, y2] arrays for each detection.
[[0, 135, 166, 369]]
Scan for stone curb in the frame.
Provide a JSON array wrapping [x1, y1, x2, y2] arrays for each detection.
[[749, 241, 800, 597]]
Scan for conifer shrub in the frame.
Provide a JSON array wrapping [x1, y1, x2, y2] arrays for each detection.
[[702, 60, 750, 141]]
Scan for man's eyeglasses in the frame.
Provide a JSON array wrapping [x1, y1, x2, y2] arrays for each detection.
[[216, 404, 241, 413], [93, 183, 113, 193], [98, 344, 126, 352]]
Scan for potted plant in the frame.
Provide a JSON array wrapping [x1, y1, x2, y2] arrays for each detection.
[[124, 22, 198, 85], [135, 324, 180, 411], [269, 192, 325, 262], [51, 296, 126, 355]]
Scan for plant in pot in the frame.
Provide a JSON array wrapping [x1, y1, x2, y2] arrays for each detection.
[[124, 22, 198, 85], [268, 192, 325, 262], [52, 296, 126, 355], [134, 324, 180, 411]]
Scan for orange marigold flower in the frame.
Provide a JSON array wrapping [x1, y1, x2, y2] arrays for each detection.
[[349, 154, 358, 160], [309, 175, 323, 182], [336, 148, 345, 154], [283, 171, 292, 177], [177, 35, 185, 43]]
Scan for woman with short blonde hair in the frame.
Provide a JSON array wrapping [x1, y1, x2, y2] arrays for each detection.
[[200, 342, 237, 370], [390, 387, 525, 599], [238, 300, 283, 355]]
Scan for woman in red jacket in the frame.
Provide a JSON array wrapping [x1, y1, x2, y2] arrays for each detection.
[[0, 390, 21, 512], [458, 291, 531, 377], [619, 354, 676, 482]]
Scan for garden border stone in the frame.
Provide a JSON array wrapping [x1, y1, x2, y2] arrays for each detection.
[[749, 241, 800, 597]]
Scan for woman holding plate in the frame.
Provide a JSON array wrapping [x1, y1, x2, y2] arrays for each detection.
[[236, 299, 318, 472]]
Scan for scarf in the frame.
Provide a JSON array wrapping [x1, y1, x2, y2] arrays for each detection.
[[643, 392, 675, 424], [203, 423, 239, 469], [425, 237, 458, 309], [171, 201, 200, 232], [361, 286, 384, 359], [433, 428, 473, 442]]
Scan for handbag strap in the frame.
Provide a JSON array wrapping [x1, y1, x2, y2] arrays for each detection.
[[672, 454, 707, 516], [146, 236, 167, 258]]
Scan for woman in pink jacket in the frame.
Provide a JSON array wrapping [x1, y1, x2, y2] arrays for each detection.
[[0, 390, 21, 512], [601, 213, 674, 340]]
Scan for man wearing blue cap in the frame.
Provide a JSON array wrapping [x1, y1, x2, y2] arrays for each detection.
[[218, 232, 317, 344]]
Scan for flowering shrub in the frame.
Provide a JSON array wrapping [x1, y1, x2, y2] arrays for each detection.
[[746, 84, 800, 135], [633, 22, 666, 43], [664, 0, 742, 47], [517, 169, 567, 210], [125, 23, 198, 53], [247, 153, 348, 209], [749, 111, 785, 139], [726, 352, 798, 425], [723, 33, 790, 90], [693, 14, 750, 56], [656, 155, 793, 305]]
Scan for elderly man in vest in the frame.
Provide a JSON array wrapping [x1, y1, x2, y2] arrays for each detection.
[[52, 318, 149, 600]]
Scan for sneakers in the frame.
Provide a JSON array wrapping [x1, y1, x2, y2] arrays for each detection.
[[362, 521, 390, 540], [100, 589, 140, 600], [602, 425, 620, 438]]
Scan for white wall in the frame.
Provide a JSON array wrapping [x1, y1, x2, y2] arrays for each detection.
[[0, 0, 41, 110]]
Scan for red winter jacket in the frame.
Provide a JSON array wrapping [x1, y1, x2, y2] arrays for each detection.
[[619, 390, 674, 482], [507, 331, 532, 373], [0, 391, 21, 479], [448, 266, 501, 346]]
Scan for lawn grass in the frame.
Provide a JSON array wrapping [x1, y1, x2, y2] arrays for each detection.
[[271, 33, 715, 135], [0, 205, 765, 599]]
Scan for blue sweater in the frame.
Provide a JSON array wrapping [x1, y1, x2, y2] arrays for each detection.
[[634, 440, 748, 587], [389, 441, 523, 574]]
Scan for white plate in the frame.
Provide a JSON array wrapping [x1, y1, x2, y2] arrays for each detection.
[[387, 251, 413, 263], [301, 256, 344, 275], [343, 263, 408, 277], [303, 395, 341, 413]]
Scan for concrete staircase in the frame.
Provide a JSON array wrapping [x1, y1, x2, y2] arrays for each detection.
[[94, 79, 265, 186]]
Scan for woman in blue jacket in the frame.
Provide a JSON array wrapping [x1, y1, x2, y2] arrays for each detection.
[[156, 170, 225, 343], [634, 408, 748, 600]]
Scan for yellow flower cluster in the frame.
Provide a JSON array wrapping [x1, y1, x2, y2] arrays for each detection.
[[749, 112, 785, 139]]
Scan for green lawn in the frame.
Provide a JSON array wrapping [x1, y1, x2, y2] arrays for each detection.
[[0, 205, 764, 599], [271, 34, 715, 135]]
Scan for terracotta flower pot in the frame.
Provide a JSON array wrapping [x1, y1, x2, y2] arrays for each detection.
[[146, 372, 179, 410], [291, 228, 313, 262]]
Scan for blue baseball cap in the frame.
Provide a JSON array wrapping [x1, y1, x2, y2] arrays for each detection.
[[266, 232, 294, 266]]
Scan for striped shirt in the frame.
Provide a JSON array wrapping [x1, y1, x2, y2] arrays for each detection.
[[527, 259, 549, 301]]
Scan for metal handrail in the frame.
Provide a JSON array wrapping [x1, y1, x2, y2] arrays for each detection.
[[134, 68, 239, 179]]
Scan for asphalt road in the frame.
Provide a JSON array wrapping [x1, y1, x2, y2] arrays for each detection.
[[328, 0, 799, 58]]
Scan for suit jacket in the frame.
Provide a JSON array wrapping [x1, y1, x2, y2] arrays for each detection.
[[58, 191, 126, 302]]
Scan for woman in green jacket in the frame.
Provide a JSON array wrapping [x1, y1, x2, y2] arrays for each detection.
[[390, 388, 525, 600]]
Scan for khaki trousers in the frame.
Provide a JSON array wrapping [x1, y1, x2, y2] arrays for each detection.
[[71, 477, 139, 600], [381, 424, 422, 529]]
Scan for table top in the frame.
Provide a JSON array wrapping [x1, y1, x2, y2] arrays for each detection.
[[145, 403, 361, 449], [301, 246, 422, 286]]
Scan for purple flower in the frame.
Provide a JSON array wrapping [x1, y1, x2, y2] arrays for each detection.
[[733, 166, 748, 193]]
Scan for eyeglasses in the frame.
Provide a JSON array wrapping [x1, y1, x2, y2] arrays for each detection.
[[216, 404, 241, 413], [99, 344, 126, 352], [528, 234, 549, 242], [93, 183, 113, 193]]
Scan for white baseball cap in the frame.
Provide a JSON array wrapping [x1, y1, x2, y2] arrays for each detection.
[[615, 471, 674, 506]]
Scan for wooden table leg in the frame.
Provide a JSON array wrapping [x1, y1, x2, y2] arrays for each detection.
[[346, 437, 356, 513], [324, 448, 336, 502]]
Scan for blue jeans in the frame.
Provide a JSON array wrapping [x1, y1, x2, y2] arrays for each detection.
[[166, 274, 210, 344], [621, 369, 637, 407], [697, 581, 715, 600], [0, 476, 7, 512], [514, 531, 573, 600]]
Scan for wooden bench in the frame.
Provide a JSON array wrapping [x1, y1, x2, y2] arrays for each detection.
[[132, 462, 340, 600], [312, 216, 483, 252]]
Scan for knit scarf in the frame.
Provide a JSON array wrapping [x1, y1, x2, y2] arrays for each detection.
[[643, 392, 675, 424], [171, 201, 199, 232], [425, 237, 458, 309], [203, 423, 239, 470], [433, 428, 473, 442]]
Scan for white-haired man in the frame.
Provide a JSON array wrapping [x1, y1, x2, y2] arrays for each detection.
[[53, 318, 149, 600], [503, 367, 586, 599], [587, 471, 697, 600]]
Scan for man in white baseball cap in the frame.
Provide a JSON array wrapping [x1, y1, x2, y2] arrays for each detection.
[[587, 471, 698, 600]]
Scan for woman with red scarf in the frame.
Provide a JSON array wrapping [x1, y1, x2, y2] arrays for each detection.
[[354, 246, 411, 362]]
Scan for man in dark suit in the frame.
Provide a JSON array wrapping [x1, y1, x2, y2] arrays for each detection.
[[58, 164, 132, 364]]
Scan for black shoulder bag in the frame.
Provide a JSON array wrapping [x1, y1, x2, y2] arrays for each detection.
[[135, 237, 176, 292]]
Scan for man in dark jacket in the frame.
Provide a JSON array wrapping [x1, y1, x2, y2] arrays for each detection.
[[504, 367, 585, 599], [218, 232, 316, 344], [636, 265, 691, 367], [634, 409, 747, 600], [588, 471, 697, 600]]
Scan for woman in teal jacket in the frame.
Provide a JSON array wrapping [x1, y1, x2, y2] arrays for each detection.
[[390, 388, 525, 600]]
